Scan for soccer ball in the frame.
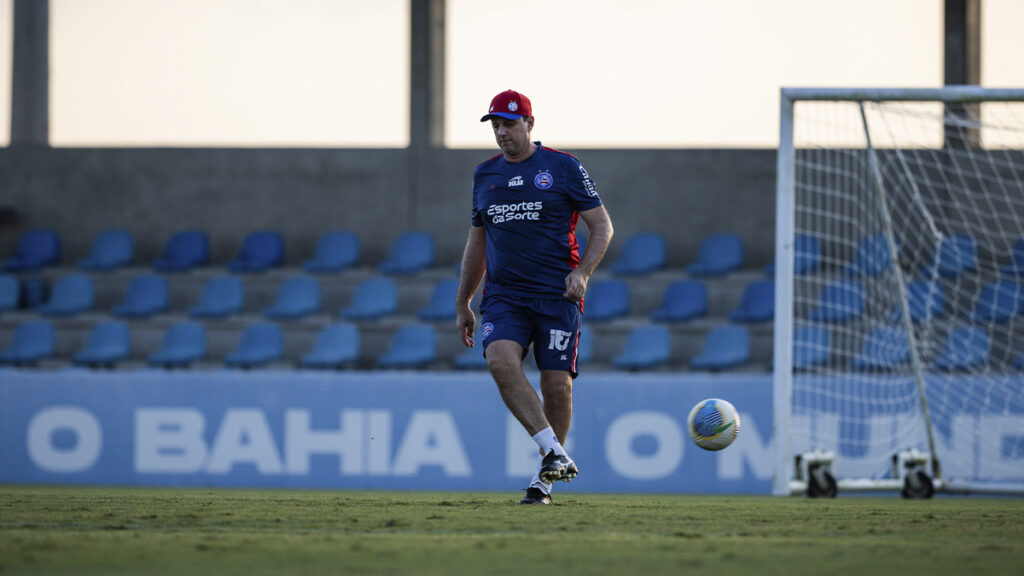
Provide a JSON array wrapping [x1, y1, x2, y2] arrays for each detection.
[[686, 398, 741, 451]]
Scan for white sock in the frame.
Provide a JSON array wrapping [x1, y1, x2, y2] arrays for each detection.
[[532, 426, 567, 457]]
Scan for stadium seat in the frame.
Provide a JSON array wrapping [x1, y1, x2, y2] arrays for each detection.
[[0, 320, 55, 366], [264, 275, 321, 320], [228, 230, 285, 273], [418, 278, 459, 321], [148, 322, 207, 368], [304, 231, 360, 273], [152, 230, 209, 272], [341, 277, 398, 321], [577, 329, 594, 365], [922, 234, 977, 278], [852, 326, 911, 370], [764, 233, 822, 277], [584, 279, 630, 322], [845, 234, 894, 277], [36, 273, 94, 317], [971, 280, 1023, 323], [1000, 237, 1024, 276], [612, 325, 671, 370], [301, 322, 360, 369], [932, 326, 989, 371], [809, 280, 864, 323], [378, 231, 435, 275], [189, 275, 245, 319], [686, 233, 744, 277], [2, 228, 60, 272], [793, 325, 830, 370], [225, 322, 284, 369], [729, 279, 775, 323], [0, 274, 18, 314], [887, 280, 946, 323], [609, 232, 667, 276], [650, 280, 707, 323], [73, 321, 131, 368], [112, 274, 169, 318], [377, 324, 437, 368], [78, 229, 134, 271], [689, 325, 751, 371]]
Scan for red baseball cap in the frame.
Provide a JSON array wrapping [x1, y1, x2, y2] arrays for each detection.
[[480, 89, 533, 122]]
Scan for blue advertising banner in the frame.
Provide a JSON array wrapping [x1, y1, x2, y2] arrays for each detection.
[[0, 370, 774, 494]]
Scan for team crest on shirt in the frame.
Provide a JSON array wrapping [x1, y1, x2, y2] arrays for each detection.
[[534, 171, 554, 189], [481, 322, 494, 339]]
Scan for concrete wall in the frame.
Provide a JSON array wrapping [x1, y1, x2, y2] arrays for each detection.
[[0, 147, 778, 269]]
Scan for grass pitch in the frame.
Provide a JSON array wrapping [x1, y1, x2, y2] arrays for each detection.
[[2, 486, 1023, 575]]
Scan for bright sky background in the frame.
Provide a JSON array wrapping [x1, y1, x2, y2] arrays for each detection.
[[0, 0, 1022, 148]]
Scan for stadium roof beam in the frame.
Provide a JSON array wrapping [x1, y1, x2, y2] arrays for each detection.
[[11, 0, 49, 147], [410, 0, 445, 149]]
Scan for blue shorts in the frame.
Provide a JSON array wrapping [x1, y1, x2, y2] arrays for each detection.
[[480, 294, 583, 378]]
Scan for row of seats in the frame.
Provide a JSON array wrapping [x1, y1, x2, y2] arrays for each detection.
[[0, 271, 777, 324], [2, 228, 762, 277], [0, 318, 763, 372]]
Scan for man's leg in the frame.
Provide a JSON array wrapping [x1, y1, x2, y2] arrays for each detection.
[[486, 339, 550, 436], [540, 370, 573, 445]]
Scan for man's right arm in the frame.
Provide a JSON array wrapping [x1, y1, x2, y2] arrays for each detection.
[[456, 225, 486, 348]]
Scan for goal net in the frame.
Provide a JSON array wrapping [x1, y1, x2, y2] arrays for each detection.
[[773, 87, 1024, 496]]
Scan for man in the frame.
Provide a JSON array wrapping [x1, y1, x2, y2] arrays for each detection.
[[455, 89, 614, 505]]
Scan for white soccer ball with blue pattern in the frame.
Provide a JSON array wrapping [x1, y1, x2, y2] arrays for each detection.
[[686, 398, 741, 451]]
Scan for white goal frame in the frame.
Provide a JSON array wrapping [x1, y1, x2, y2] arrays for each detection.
[[773, 86, 1024, 497]]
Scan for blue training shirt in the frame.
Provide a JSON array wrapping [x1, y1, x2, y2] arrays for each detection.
[[472, 142, 603, 299]]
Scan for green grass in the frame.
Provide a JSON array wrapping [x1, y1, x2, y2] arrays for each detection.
[[2, 486, 1023, 575]]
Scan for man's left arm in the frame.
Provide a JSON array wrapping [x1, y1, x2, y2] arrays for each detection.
[[563, 205, 613, 301]]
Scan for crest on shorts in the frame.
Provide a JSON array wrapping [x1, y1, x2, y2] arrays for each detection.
[[534, 171, 553, 190], [481, 322, 494, 339]]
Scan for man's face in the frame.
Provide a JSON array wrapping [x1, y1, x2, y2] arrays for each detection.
[[491, 116, 533, 159]]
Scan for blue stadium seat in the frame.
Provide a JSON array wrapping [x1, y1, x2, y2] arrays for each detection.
[[73, 321, 131, 367], [264, 275, 321, 320], [971, 280, 1023, 324], [585, 279, 630, 322], [887, 280, 946, 323], [612, 325, 671, 370], [845, 234, 894, 277], [764, 233, 822, 277], [378, 231, 436, 275], [809, 280, 864, 323], [1000, 237, 1024, 276], [609, 232, 667, 276], [686, 233, 744, 277], [852, 326, 911, 371], [650, 280, 707, 323], [301, 322, 360, 369], [228, 230, 285, 273], [577, 329, 594, 365], [0, 274, 18, 314], [37, 273, 94, 317], [377, 324, 437, 368], [152, 230, 209, 272], [922, 234, 977, 278], [793, 325, 830, 370], [341, 277, 398, 321], [148, 322, 207, 368], [933, 326, 989, 371], [2, 228, 60, 272], [0, 320, 55, 366], [418, 278, 459, 321], [78, 229, 134, 271], [689, 325, 751, 371], [304, 231, 360, 273], [112, 274, 169, 318], [189, 275, 245, 319], [225, 323, 284, 369], [729, 279, 775, 323]]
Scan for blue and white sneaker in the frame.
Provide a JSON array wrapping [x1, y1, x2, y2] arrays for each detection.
[[538, 450, 578, 484]]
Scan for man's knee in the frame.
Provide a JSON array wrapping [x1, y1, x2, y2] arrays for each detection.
[[540, 371, 572, 397]]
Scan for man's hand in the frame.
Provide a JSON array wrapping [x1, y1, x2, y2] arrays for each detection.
[[563, 268, 589, 302], [456, 307, 476, 348]]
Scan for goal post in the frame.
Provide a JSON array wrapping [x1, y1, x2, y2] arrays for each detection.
[[773, 86, 1024, 497]]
